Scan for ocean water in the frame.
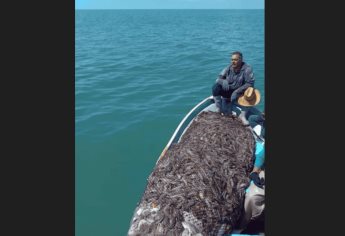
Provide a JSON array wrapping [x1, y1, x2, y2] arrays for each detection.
[[76, 9, 264, 236]]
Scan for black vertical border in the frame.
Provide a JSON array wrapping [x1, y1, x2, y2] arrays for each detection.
[[266, 0, 343, 235], [2, 0, 75, 235]]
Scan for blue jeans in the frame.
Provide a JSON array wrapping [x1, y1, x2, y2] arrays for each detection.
[[248, 114, 265, 138], [212, 83, 235, 98], [212, 83, 236, 115]]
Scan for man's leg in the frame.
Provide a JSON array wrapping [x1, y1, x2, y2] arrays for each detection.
[[248, 114, 264, 129], [212, 83, 223, 112], [238, 110, 250, 126], [212, 83, 232, 113], [234, 102, 254, 125]]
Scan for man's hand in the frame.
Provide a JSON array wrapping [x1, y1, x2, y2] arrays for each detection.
[[230, 92, 238, 103], [216, 78, 229, 91], [249, 172, 265, 189]]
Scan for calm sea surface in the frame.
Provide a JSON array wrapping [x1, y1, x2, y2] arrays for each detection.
[[76, 9, 264, 236]]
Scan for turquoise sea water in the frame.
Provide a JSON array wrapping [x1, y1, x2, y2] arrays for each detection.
[[76, 9, 264, 236]]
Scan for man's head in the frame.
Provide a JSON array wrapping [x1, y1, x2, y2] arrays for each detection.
[[231, 51, 243, 69]]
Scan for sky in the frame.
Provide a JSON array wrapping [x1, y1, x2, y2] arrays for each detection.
[[75, 0, 264, 9]]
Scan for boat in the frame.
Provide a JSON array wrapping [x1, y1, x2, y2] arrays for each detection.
[[129, 96, 265, 236]]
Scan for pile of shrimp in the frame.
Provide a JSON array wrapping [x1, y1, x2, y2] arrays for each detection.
[[128, 111, 255, 236]]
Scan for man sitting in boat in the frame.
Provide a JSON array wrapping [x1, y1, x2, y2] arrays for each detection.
[[212, 51, 255, 115]]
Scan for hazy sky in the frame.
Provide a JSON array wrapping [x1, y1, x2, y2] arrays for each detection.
[[75, 0, 264, 9]]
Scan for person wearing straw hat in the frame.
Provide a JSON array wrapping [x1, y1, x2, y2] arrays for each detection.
[[234, 87, 265, 233], [212, 51, 255, 114], [237, 87, 262, 126], [237, 86, 261, 107]]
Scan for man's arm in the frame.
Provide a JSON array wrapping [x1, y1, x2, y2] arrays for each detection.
[[249, 142, 265, 188], [215, 66, 231, 90], [230, 65, 255, 102], [252, 166, 262, 173], [216, 65, 230, 81], [253, 142, 265, 171]]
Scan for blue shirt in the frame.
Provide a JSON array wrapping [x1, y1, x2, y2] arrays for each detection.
[[254, 141, 265, 169], [218, 62, 255, 100]]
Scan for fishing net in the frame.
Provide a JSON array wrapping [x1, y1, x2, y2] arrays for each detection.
[[128, 111, 255, 235]]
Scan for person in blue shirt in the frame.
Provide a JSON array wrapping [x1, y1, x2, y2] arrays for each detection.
[[238, 141, 265, 232], [235, 89, 265, 233], [232, 140, 265, 234], [212, 51, 255, 114]]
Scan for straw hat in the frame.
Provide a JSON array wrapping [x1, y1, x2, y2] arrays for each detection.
[[237, 87, 261, 106]]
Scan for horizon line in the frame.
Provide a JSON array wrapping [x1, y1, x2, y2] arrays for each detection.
[[75, 8, 264, 10]]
